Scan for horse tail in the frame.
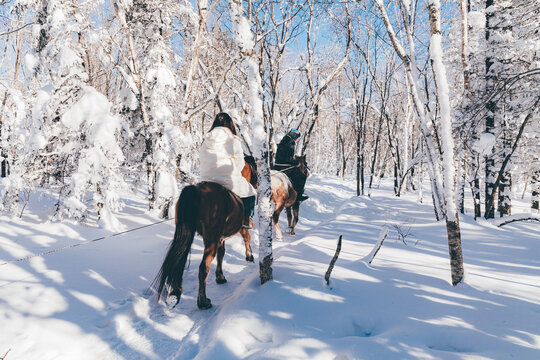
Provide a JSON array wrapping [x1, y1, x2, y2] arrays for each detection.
[[152, 185, 200, 305]]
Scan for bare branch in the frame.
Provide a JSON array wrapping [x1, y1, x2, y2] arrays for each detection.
[[325, 235, 342, 286], [364, 228, 388, 264], [0, 22, 34, 37], [497, 217, 540, 227]]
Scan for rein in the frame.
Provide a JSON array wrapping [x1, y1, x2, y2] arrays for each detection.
[[273, 163, 300, 172], [0, 218, 173, 266], [274, 162, 310, 174]]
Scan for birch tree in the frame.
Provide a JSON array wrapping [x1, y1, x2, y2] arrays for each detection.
[[229, 0, 274, 284], [427, 0, 464, 285], [113, 0, 183, 215], [374, 0, 464, 285]]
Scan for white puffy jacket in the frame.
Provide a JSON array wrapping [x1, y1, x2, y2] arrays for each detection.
[[199, 127, 257, 198]]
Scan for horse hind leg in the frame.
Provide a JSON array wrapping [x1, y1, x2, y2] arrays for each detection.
[[286, 207, 295, 235], [273, 205, 285, 240], [198, 241, 217, 310], [215, 240, 228, 284], [239, 228, 254, 262], [291, 202, 300, 234]]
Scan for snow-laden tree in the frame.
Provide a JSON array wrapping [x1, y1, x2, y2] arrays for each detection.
[[427, 0, 464, 285], [0, 0, 127, 226], [56, 86, 126, 228], [229, 0, 274, 284], [0, 87, 30, 215], [113, 0, 188, 216]]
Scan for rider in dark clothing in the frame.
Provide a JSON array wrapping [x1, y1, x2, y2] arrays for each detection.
[[273, 129, 309, 201]]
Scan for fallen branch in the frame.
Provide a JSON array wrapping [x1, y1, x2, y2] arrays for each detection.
[[363, 228, 388, 264], [497, 217, 540, 227], [1, 348, 11, 360], [324, 235, 342, 286]]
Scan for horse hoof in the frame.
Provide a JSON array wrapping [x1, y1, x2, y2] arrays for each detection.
[[216, 276, 227, 284], [246, 255, 254, 262], [165, 289, 182, 308], [165, 295, 179, 308], [197, 298, 213, 310]]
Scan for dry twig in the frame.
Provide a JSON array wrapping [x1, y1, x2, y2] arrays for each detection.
[[325, 235, 342, 286]]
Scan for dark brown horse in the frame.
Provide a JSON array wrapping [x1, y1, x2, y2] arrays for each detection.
[[152, 162, 255, 310]]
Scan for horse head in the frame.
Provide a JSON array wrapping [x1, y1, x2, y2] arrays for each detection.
[[295, 155, 310, 178]]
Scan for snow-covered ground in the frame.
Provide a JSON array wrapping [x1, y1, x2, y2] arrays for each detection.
[[1, 175, 539, 359]]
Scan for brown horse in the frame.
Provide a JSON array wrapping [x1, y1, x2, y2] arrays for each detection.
[[152, 163, 255, 310], [242, 155, 309, 239], [271, 155, 309, 239]]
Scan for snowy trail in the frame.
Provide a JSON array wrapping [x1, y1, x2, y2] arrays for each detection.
[[1, 176, 540, 359], [0, 175, 354, 359]]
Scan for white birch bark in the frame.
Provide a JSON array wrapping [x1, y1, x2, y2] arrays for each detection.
[[428, 0, 464, 285], [229, 0, 274, 284], [459, 0, 471, 96]]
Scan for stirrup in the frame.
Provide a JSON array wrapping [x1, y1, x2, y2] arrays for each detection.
[[298, 194, 309, 201]]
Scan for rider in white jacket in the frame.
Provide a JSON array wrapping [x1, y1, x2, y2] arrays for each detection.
[[199, 113, 256, 227]]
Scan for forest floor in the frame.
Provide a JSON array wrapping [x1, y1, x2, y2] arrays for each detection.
[[1, 174, 539, 359]]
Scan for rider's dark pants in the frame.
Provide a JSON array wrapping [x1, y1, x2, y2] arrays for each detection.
[[241, 195, 256, 218]]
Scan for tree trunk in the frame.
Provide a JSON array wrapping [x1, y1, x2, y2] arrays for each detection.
[[497, 114, 513, 216], [532, 171, 540, 211], [368, 111, 384, 194], [457, 159, 466, 214], [469, 154, 482, 219], [355, 71, 369, 196], [484, 0, 497, 219], [459, 0, 471, 97], [0, 91, 8, 178], [229, 0, 274, 284], [498, 170, 511, 216], [471, 177, 482, 219], [428, 0, 464, 285], [446, 218, 464, 285]]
